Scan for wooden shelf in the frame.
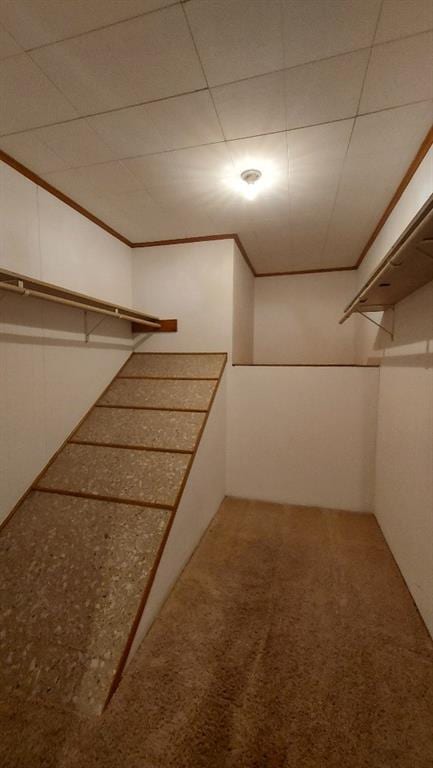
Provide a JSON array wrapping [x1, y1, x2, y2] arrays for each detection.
[[0, 266, 167, 333], [340, 195, 433, 324]]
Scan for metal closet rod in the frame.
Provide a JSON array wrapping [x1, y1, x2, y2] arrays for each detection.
[[0, 280, 161, 330]]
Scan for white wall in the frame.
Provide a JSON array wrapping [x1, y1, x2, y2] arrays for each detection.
[[128, 375, 226, 661], [352, 147, 433, 636], [232, 243, 254, 363], [374, 281, 433, 636], [0, 160, 133, 524], [254, 270, 358, 364], [227, 366, 379, 513], [132, 240, 235, 354]]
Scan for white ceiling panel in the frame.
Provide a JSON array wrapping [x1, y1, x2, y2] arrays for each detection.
[[30, 6, 206, 115], [185, 0, 284, 86], [285, 49, 369, 130], [282, 0, 381, 68], [212, 71, 286, 141], [43, 160, 144, 201], [0, 132, 65, 174], [360, 32, 433, 113], [287, 119, 353, 227], [375, 0, 433, 44], [0, 0, 430, 274], [124, 142, 233, 191], [0, 0, 174, 50], [0, 54, 77, 134], [30, 119, 117, 168], [0, 131, 69, 174], [88, 91, 223, 159], [0, 23, 23, 59], [227, 132, 289, 187], [322, 101, 433, 265]]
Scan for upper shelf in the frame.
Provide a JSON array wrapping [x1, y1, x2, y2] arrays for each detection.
[[340, 195, 433, 324], [0, 266, 162, 331]]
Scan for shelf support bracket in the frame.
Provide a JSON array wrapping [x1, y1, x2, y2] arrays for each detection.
[[84, 310, 106, 343], [358, 309, 394, 340]]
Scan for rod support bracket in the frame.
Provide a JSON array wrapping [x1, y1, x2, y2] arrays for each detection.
[[358, 308, 394, 340]]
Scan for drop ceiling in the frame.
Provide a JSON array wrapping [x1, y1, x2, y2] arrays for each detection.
[[0, 0, 432, 274]]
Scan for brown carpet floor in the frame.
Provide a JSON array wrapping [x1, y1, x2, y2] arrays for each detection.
[[1, 497, 432, 768]]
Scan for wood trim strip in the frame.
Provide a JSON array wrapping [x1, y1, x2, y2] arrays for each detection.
[[132, 318, 177, 334], [117, 375, 219, 381], [255, 266, 356, 277], [0, 149, 132, 247], [232, 363, 380, 368], [95, 404, 208, 413], [103, 353, 228, 709], [35, 486, 174, 511], [132, 351, 228, 355], [1, 129, 431, 277], [69, 439, 194, 455], [355, 125, 433, 268]]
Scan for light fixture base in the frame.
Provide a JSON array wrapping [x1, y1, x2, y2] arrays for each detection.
[[240, 168, 262, 185]]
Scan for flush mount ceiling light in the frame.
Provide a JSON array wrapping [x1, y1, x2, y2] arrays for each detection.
[[240, 168, 262, 201]]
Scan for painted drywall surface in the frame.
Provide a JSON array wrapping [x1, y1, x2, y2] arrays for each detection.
[[358, 147, 433, 290], [351, 145, 433, 635], [0, 160, 132, 523], [226, 366, 379, 512], [0, 162, 133, 305], [374, 281, 433, 635], [253, 270, 358, 364], [232, 243, 254, 363], [132, 240, 234, 353], [127, 375, 226, 661]]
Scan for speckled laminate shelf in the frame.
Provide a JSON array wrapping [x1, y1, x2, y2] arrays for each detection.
[[37, 444, 190, 507], [119, 353, 226, 379], [0, 492, 168, 714], [98, 378, 216, 411], [72, 407, 205, 451], [0, 352, 227, 716]]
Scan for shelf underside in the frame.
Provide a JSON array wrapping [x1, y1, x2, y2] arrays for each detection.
[[341, 196, 433, 322]]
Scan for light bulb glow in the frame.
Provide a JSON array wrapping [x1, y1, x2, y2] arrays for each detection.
[[243, 182, 259, 201], [240, 168, 262, 201]]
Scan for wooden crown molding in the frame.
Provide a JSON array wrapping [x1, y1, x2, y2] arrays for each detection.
[[1, 125, 431, 277], [0, 148, 132, 247], [355, 124, 433, 268]]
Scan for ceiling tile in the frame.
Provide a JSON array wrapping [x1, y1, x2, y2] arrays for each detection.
[[374, 0, 433, 44], [0, 131, 68, 174], [185, 0, 284, 86], [30, 6, 206, 115], [88, 91, 223, 159], [360, 32, 433, 112], [287, 119, 353, 184], [322, 101, 433, 265], [211, 71, 286, 141], [0, 22, 23, 59], [285, 49, 369, 130], [125, 142, 233, 192], [282, 0, 381, 68], [0, 53, 77, 134], [0, 0, 174, 49], [43, 160, 144, 201], [31, 119, 117, 168]]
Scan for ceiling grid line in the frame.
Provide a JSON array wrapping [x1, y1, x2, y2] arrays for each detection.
[[0, 0, 431, 274], [316, 0, 385, 267]]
